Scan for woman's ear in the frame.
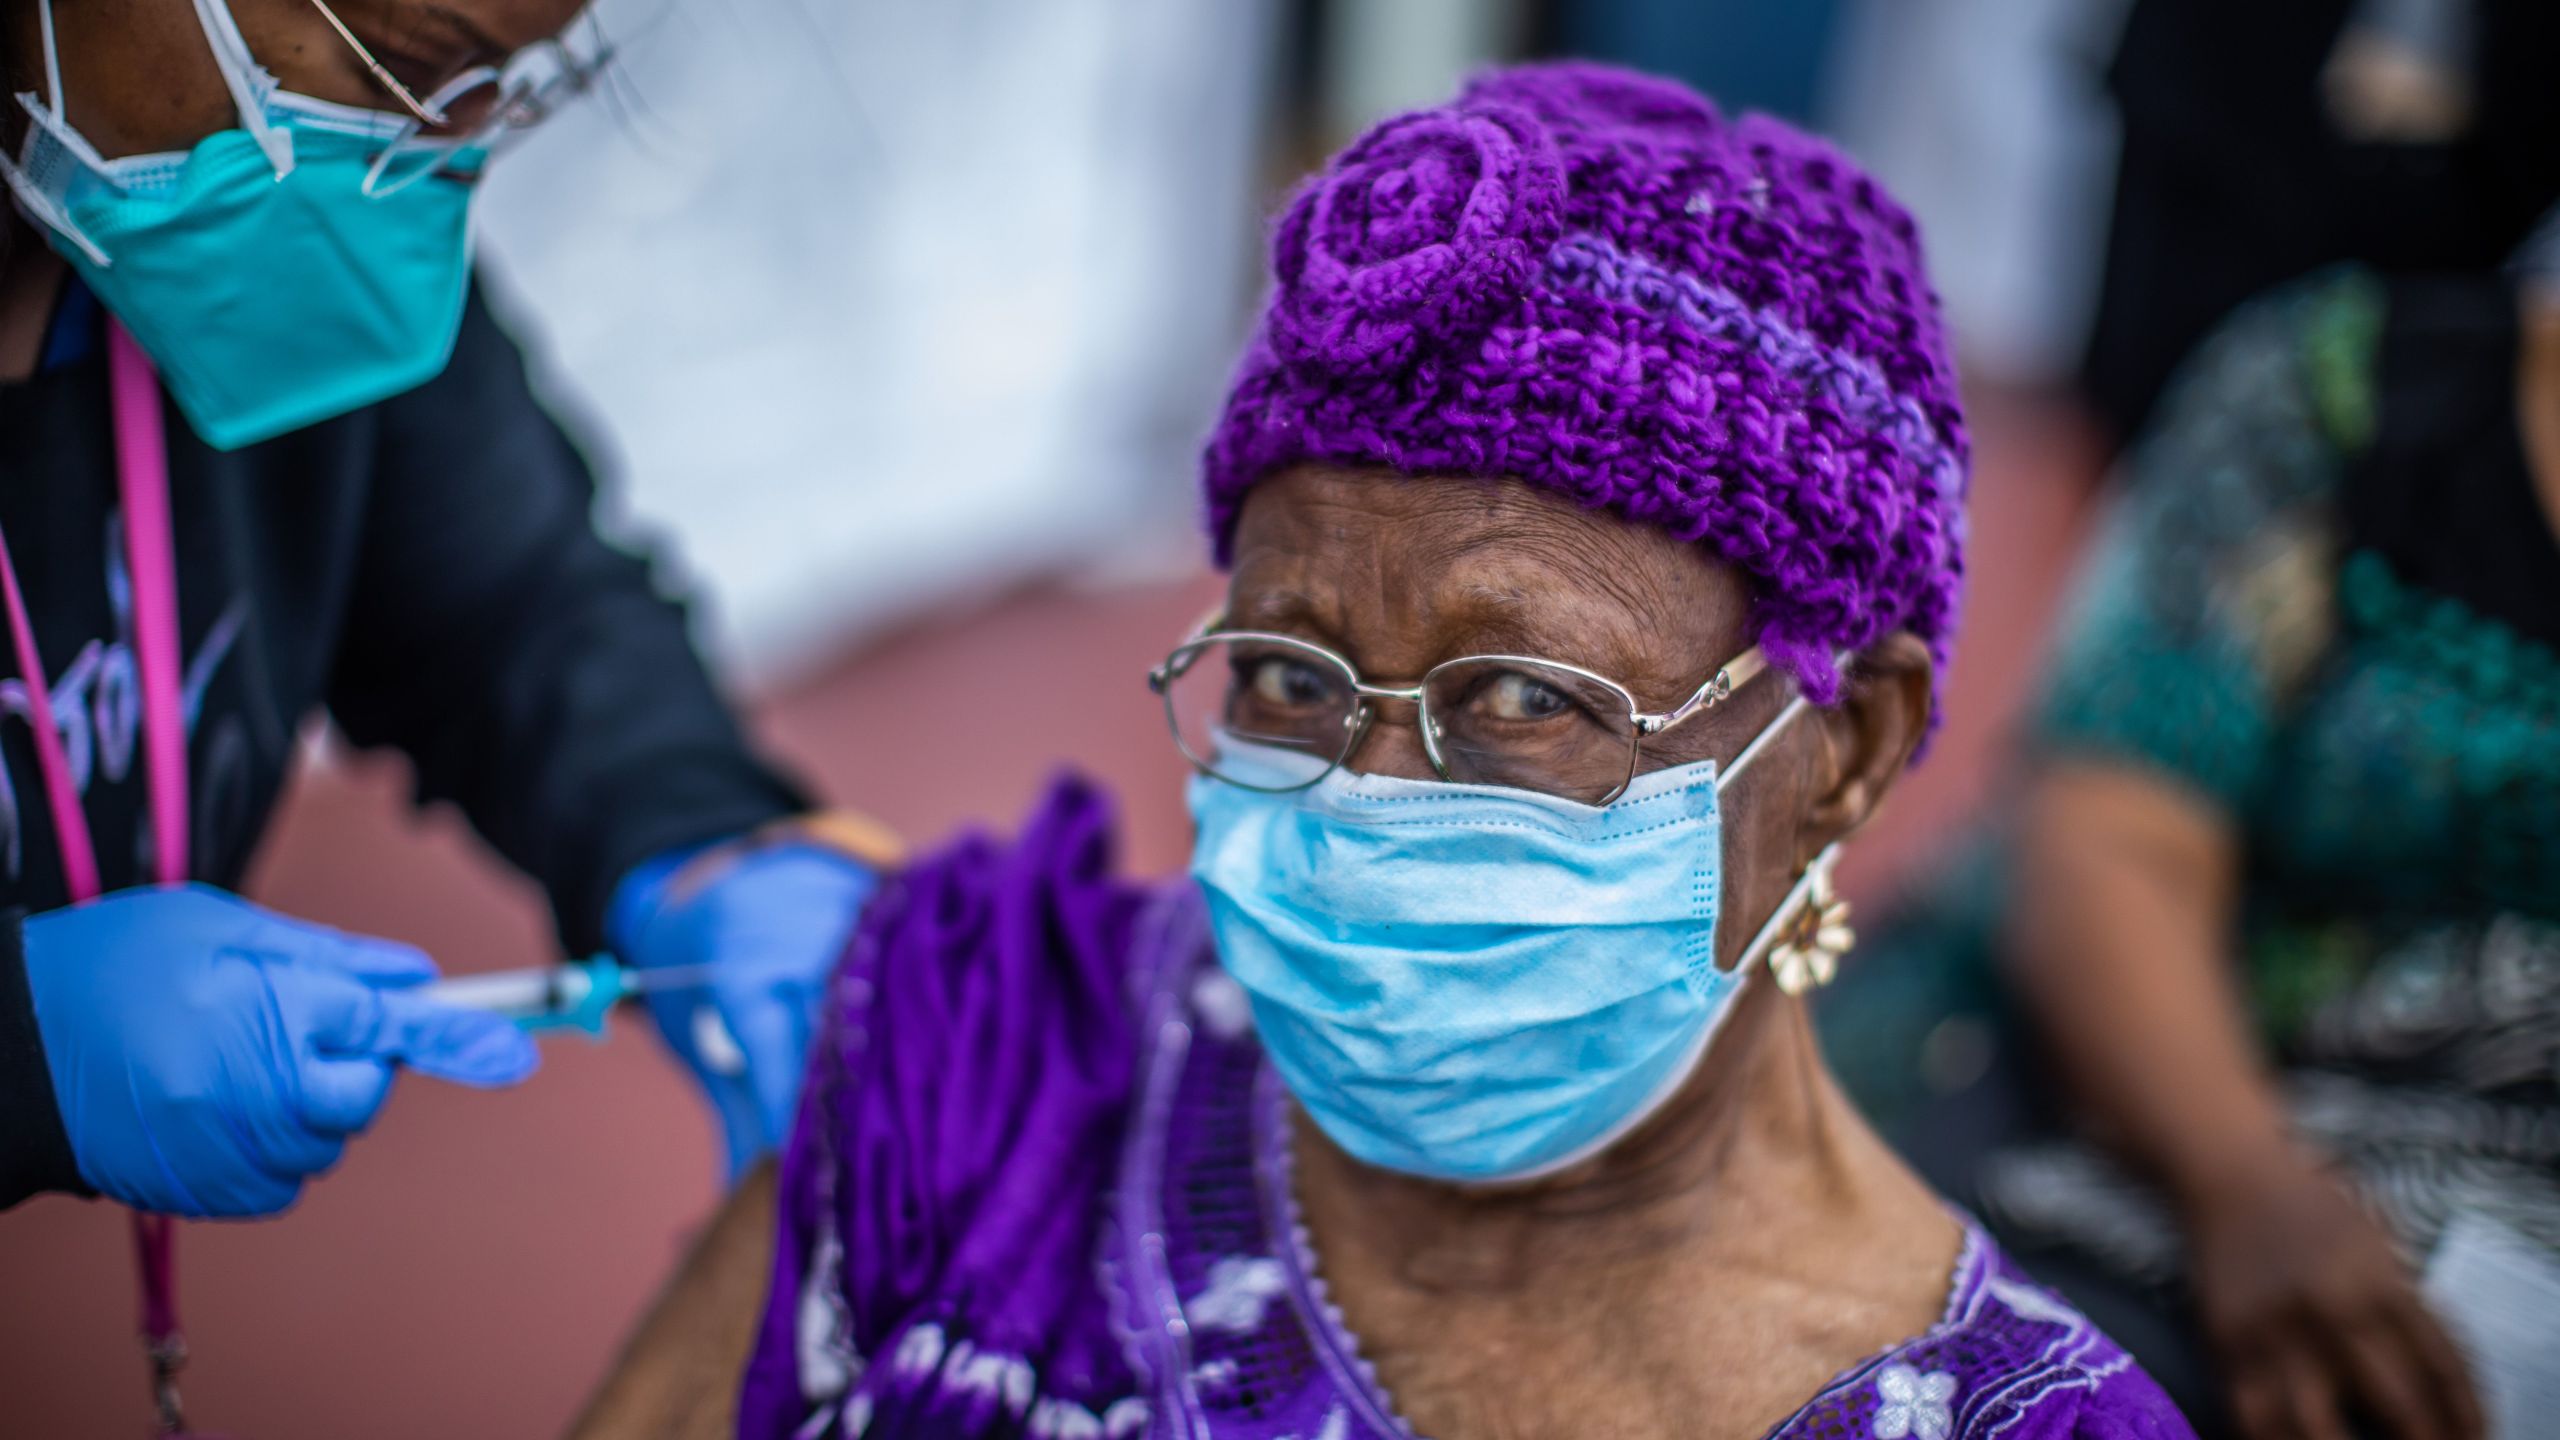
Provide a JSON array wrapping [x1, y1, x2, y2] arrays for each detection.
[[1801, 634, 1933, 857]]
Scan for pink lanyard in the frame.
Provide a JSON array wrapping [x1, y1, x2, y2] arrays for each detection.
[[0, 320, 205, 1436]]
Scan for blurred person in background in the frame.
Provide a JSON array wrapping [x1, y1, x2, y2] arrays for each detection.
[[1535, 0, 1840, 123], [1826, 219, 2560, 1439], [565, 63, 2200, 1440], [0, 0, 880, 1346], [2082, 0, 2560, 443]]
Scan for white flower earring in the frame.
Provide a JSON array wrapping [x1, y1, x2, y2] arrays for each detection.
[[1768, 849, 1853, 997]]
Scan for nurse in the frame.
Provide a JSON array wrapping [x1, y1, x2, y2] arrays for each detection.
[[0, 0, 878, 1238]]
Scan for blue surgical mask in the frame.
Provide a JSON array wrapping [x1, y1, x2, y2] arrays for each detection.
[[1188, 697, 1828, 1184], [0, 0, 481, 449]]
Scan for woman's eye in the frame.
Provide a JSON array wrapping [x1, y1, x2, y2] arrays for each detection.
[[1480, 670, 1574, 722], [1242, 657, 1331, 709]]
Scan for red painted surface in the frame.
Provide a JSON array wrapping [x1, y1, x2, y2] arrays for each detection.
[[0, 391, 2100, 1439]]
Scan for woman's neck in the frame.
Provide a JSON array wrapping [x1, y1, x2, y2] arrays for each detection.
[[1292, 977, 1932, 1296], [1287, 976, 1958, 1436]]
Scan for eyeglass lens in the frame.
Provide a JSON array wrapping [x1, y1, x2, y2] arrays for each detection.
[[1159, 635, 1643, 803], [359, 49, 595, 193], [1422, 657, 1639, 801], [1160, 635, 1354, 790]]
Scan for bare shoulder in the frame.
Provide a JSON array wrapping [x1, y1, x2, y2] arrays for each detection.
[[565, 1165, 780, 1440]]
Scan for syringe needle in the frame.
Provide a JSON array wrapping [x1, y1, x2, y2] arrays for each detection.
[[620, 963, 723, 995]]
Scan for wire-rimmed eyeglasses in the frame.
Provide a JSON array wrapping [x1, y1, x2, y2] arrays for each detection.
[[306, 0, 615, 195], [1148, 617, 1768, 806]]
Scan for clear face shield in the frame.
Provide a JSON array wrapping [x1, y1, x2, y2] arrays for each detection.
[[331, 5, 618, 196]]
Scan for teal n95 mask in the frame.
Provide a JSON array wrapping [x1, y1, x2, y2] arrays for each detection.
[[0, 0, 483, 449], [1187, 695, 1843, 1184]]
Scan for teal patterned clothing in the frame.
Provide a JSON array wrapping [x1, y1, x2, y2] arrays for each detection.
[[1821, 266, 2560, 1424]]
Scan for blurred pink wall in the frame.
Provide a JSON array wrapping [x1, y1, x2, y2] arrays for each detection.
[[0, 393, 2097, 1438]]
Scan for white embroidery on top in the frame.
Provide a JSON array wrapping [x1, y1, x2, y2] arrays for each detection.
[[892, 1322, 946, 1375], [1987, 1275, 2082, 1327], [1187, 1255, 1289, 1334], [1189, 971, 1254, 1038], [795, 1224, 859, 1401], [1873, 1363, 1958, 1440], [1102, 1397, 1152, 1437], [1029, 1397, 1103, 1438], [1278, 1405, 1351, 1440]]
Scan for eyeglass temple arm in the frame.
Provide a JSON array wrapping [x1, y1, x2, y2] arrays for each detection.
[[308, 0, 451, 126], [1633, 646, 1771, 736], [1146, 607, 1231, 692]]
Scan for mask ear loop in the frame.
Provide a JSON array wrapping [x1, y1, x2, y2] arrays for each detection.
[[187, 0, 293, 176], [1733, 842, 1848, 991], [1485, 831, 1849, 1188], [0, 70, 116, 262], [1711, 659, 1857, 990], [35, 0, 63, 110], [0, 149, 109, 265], [0, 0, 114, 267], [1713, 693, 1811, 795], [1709, 647, 1847, 796]]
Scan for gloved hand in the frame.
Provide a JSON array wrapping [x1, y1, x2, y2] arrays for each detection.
[[22, 884, 539, 1218], [611, 834, 880, 1181]]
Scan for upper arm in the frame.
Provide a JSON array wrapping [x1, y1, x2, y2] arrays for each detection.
[[737, 778, 1151, 1440], [2032, 270, 2383, 817], [2011, 760, 2243, 985], [567, 1165, 780, 1440], [2006, 277, 2382, 1000]]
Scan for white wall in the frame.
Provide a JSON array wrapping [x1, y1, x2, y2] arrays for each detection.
[[1826, 0, 2131, 384], [474, 0, 1276, 688]]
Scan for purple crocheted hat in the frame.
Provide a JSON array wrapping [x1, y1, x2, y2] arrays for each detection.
[[1201, 61, 1969, 720]]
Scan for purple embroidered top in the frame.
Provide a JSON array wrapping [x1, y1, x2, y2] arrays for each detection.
[[737, 779, 2195, 1440]]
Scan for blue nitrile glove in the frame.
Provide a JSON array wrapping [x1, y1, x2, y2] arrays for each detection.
[[22, 884, 539, 1218], [610, 839, 878, 1182]]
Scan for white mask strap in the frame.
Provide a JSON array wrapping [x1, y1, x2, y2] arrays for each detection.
[[0, 139, 111, 264], [35, 0, 63, 110], [188, 0, 293, 176], [14, 87, 111, 171], [1734, 843, 1845, 978], [1492, 837, 1849, 1184], [1713, 650, 1853, 796], [1, 66, 114, 264], [1714, 693, 1809, 794]]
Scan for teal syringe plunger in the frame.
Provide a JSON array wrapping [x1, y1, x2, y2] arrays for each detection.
[[423, 957, 720, 1037]]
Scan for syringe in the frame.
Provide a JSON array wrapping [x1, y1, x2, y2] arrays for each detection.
[[422, 958, 740, 1072]]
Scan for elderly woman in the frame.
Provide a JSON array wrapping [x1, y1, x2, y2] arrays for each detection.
[[570, 64, 2193, 1440]]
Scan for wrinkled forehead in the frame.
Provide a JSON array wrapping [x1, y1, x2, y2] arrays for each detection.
[[1223, 467, 1755, 703]]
